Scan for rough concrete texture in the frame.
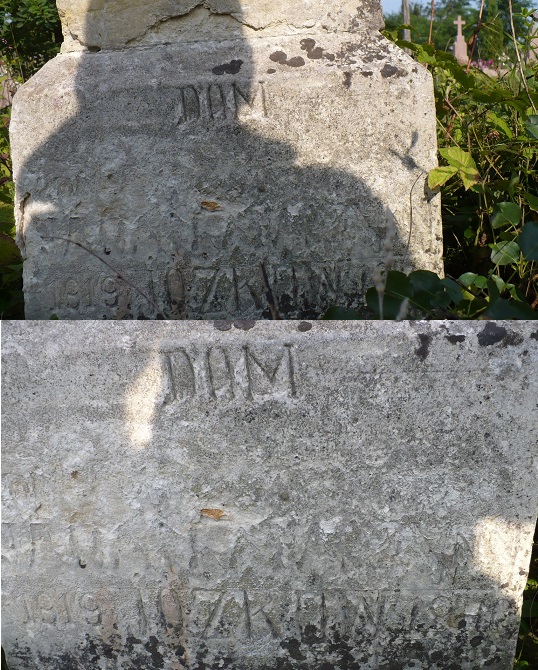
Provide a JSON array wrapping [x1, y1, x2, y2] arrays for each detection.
[[2, 321, 537, 669], [56, 0, 385, 51], [11, 0, 442, 319]]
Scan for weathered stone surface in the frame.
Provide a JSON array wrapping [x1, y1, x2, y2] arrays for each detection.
[[11, 0, 442, 319], [56, 0, 385, 51], [2, 321, 537, 669]]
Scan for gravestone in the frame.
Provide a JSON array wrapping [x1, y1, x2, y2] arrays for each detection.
[[2, 320, 537, 669], [11, 0, 443, 319], [453, 16, 468, 65]]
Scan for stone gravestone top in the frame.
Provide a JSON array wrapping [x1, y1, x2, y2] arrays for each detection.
[[2, 321, 538, 669], [55, 0, 385, 50], [453, 15, 469, 65], [11, 1, 443, 319]]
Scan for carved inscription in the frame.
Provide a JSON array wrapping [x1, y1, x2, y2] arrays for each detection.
[[50, 270, 156, 317], [162, 344, 297, 402], [175, 82, 267, 124], [189, 263, 358, 317], [46, 262, 366, 318], [3, 584, 501, 647]]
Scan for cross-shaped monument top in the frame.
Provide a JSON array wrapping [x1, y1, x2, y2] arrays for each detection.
[[453, 14, 468, 63], [454, 15, 466, 37]]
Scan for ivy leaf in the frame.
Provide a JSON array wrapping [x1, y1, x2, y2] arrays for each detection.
[[459, 273, 487, 289], [524, 115, 538, 139], [490, 240, 520, 265], [428, 165, 459, 189], [524, 192, 538, 212], [490, 202, 522, 229], [440, 278, 464, 304], [439, 147, 478, 170], [518, 220, 538, 261], [436, 148, 480, 189], [459, 167, 480, 190], [366, 271, 413, 319], [486, 110, 513, 139], [322, 306, 362, 320], [0, 233, 21, 266], [408, 270, 444, 310], [458, 272, 477, 287], [485, 298, 538, 319]]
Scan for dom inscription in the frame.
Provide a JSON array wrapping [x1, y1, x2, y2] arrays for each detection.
[[175, 82, 268, 124], [162, 344, 297, 402]]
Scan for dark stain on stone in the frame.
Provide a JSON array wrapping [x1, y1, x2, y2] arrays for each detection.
[[531, 330, 538, 340], [381, 63, 407, 78], [214, 320, 232, 331], [302, 623, 323, 645], [298, 321, 312, 332], [145, 636, 164, 667], [212, 59, 243, 75], [280, 638, 306, 661], [477, 322, 507, 346], [267, 68, 277, 74], [343, 71, 353, 89], [362, 70, 373, 77], [270, 51, 288, 63], [415, 333, 432, 360], [324, 52, 336, 61], [300, 38, 328, 60], [78, 559, 86, 568], [445, 334, 466, 344], [300, 38, 316, 51], [233, 320, 256, 330], [175, 645, 187, 658], [270, 51, 305, 67], [287, 56, 306, 67], [334, 42, 359, 65], [470, 635, 484, 648], [501, 331, 524, 347]]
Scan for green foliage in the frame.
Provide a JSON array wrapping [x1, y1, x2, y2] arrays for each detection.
[[325, 267, 537, 320], [1, 0, 62, 79], [0, 105, 23, 318], [482, 0, 505, 62], [0, 0, 59, 317], [385, 12, 537, 318], [328, 7, 538, 324], [384, 0, 477, 51], [383, 0, 535, 60]]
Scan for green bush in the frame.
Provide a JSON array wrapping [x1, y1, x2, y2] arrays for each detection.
[[1, 0, 62, 79], [0, 0, 62, 317], [326, 9, 538, 321]]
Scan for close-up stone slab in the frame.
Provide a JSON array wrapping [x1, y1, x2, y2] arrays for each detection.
[[11, 0, 442, 319], [2, 321, 537, 669], [56, 0, 385, 51]]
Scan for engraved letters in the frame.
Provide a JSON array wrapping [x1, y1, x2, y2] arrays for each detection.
[[162, 344, 297, 403], [49, 262, 364, 319], [175, 81, 267, 125]]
